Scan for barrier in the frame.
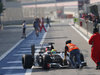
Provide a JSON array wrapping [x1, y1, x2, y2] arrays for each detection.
[[80, 21, 82, 27], [79, 18, 95, 34], [98, 23, 100, 33]]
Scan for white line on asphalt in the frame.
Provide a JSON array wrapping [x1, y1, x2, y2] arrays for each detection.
[[13, 54, 24, 56], [17, 51, 31, 53], [4, 73, 25, 75], [25, 27, 49, 75], [20, 48, 31, 49], [0, 31, 33, 61], [1, 66, 23, 69], [71, 25, 89, 42], [13, 52, 39, 56], [7, 61, 21, 63]]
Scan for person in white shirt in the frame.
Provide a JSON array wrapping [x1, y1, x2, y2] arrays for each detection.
[[22, 20, 26, 38]]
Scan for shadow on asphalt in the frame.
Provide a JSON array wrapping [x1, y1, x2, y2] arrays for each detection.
[[31, 67, 72, 72], [84, 66, 94, 69], [45, 37, 67, 39], [52, 25, 70, 27], [31, 66, 94, 73]]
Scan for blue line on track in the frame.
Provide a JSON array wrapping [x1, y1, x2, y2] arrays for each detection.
[[0, 30, 45, 75]]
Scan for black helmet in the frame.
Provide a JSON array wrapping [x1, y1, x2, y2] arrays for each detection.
[[66, 40, 71, 44], [93, 28, 98, 33]]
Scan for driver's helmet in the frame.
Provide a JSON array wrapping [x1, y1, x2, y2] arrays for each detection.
[[51, 49, 57, 54]]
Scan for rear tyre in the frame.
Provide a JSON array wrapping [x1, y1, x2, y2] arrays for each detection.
[[36, 55, 43, 66], [80, 53, 87, 66], [80, 53, 84, 62], [42, 55, 51, 69], [22, 54, 33, 69]]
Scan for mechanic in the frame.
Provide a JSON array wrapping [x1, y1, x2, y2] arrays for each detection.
[[40, 17, 47, 32], [88, 28, 100, 70], [64, 40, 83, 69]]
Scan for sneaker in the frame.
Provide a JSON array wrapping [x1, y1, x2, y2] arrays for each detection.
[[79, 64, 83, 69], [97, 62, 100, 69], [96, 66, 100, 70], [96, 66, 99, 70]]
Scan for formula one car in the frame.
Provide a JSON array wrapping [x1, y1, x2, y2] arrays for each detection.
[[22, 43, 87, 69]]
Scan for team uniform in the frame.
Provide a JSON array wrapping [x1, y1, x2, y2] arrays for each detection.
[[89, 32, 100, 68], [40, 18, 47, 32]]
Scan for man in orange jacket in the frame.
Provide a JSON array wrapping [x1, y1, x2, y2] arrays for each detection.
[[89, 28, 100, 70], [64, 40, 83, 69]]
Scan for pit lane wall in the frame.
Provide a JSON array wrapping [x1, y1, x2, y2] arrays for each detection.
[[73, 18, 95, 38], [71, 18, 100, 37], [74, 1, 100, 38]]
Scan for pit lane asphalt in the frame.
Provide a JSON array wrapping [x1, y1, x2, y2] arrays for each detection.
[[0, 24, 34, 75], [0, 24, 48, 75], [0, 19, 100, 75], [0, 25, 33, 57], [31, 19, 100, 75]]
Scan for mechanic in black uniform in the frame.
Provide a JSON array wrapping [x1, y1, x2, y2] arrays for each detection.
[[64, 40, 83, 69]]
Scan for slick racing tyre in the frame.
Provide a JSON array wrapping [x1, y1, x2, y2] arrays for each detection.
[[80, 53, 84, 62], [36, 55, 43, 66], [22, 54, 33, 69], [42, 55, 52, 69], [80, 53, 87, 66]]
